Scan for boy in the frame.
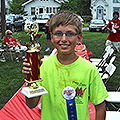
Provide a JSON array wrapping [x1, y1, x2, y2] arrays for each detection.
[[106, 11, 120, 54], [22, 10, 108, 120]]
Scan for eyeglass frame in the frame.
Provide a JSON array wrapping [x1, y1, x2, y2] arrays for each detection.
[[7, 33, 12, 35], [52, 32, 78, 39]]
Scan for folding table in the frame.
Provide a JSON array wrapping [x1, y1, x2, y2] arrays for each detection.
[[105, 92, 120, 120], [106, 92, 120, 103], [106, 111, 120, 120]]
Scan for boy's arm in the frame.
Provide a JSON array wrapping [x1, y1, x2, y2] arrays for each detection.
[[25, 96, 40, 109], [22, 59, 43, 109], [95, 101, 106, 120]]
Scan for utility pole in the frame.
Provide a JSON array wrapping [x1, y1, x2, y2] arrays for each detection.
[[1, 0, 6, 39]]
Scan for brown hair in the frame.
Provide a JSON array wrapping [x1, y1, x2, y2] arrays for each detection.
[[49, 10, 82, 34], [113, 11, 119, 18]]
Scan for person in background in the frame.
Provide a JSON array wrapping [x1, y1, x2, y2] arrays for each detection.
[[4, 30, 27, 62], [22, 10, 108, 120], [106, 11, 120, 55], [45, 13, 54, 52]]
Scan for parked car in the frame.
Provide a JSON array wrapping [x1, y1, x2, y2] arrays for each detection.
[[78, 15, 84, 26], [6, 14, 25, 32], [103, 19, 110, 25], [34, 13, 51, 33], [89, 19, 105, 32]]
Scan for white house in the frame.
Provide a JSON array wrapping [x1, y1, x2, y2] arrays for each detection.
[[22, 0, 62, 16], [90, 0, 120, 20]]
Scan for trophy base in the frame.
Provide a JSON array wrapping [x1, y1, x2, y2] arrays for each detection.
[[21, 85, 48, 98]]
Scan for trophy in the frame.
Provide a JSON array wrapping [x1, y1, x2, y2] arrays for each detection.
[[21, 23, 48, 98]]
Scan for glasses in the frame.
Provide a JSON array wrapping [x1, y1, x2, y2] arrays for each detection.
[[52, 32, 78, 39], [7, 33, 12, 35]]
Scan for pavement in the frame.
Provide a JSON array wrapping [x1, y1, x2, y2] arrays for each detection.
[[82, 27, 89, 30]]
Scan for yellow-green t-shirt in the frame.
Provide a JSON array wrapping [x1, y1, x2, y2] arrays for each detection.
[[37, 54, 108, 120]]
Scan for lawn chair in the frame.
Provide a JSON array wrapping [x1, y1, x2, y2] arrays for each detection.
[[109, 54, 116, 64], [90, 46, 111, 65], [98, 47, 114, 68], [2, 37, 16, 61], [0, 48, 6, 62], [91, 47, 115, 75], [100, 63, 116, 85], [3, 44, 15, 61]]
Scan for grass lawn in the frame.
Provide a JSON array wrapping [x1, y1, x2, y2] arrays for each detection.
[[0, 30, 120, 110]]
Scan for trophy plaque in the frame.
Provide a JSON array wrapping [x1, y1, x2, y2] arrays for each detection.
[[21, 23, 48, 98]]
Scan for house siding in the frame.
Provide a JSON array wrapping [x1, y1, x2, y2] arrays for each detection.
[[23, 0, 61, 15], [90, 0, 120, 20]]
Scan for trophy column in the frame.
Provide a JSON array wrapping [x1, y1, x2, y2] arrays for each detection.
[[21, 47, 48, 98]]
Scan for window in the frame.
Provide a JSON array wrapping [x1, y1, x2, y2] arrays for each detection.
[[99, 10, 102, 14], [50, 7, 52, 13], [39, 8, 43, 14], [53, 7, 55, 13], [46, 7, 49, 13], [31, 7, 35, 15], [113, 0, 117, 3], [113, 7, 120, 16], [113, 0, 120, 3], [114, 7, 119, 12]]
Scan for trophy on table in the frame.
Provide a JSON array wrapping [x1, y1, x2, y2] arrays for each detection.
[[21, 23, 48, 98]]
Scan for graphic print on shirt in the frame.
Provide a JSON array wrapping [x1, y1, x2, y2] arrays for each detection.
[[75, 87, 86, 97], [73, 81, 87, 104], [114, 23, 117, 26]]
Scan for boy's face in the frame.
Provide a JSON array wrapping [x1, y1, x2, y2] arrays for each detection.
[[114, 14, 119, 20], [51, 25, 82, 55]]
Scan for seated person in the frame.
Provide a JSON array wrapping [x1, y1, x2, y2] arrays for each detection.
[[4, 30, 27, 62]]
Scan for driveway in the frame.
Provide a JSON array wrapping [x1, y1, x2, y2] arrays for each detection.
[[82, 27, 89, 30]]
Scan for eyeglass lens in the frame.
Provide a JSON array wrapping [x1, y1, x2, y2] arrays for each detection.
[[53, 32, 77, 38], [7, 33, 12, 35]]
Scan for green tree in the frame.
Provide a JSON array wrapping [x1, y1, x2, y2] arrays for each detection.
[[59, 0, 91, 16], [9, 0, 28, 15], [76, 0, 91, 16], [59, 0, 77, 13]]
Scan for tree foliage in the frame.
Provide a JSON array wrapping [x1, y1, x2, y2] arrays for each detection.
[[9, 0, 28, 15], [59, 0, 91, 16]]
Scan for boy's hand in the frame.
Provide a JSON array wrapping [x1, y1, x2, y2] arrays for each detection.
[[22, 59, 43, 76], [22, 59, 31, 76]]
